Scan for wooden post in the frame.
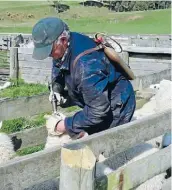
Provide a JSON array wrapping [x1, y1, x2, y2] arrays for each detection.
[[60, 143, 96, 190], [10, 39, 19, 82]]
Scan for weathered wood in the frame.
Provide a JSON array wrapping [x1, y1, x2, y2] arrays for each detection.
[[10, 47, 18, 79], [0, 68, 10, 75], [60, 144, 96, 190], [95, 145, 171, 190]]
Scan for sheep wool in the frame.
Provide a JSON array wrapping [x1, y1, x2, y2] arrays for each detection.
[[0, 133, 15, 164]]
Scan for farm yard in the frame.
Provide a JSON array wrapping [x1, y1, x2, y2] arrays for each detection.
[[0, 1, 171, 190]]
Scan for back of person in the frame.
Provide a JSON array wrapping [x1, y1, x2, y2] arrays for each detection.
[[31, 17, 136, 137], [53, 32, 136, 134]]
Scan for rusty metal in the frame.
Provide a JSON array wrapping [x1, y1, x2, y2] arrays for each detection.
[[119, 170, 124, 190]]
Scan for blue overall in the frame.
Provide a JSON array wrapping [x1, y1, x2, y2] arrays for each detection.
[[52, 32, 136, 137]]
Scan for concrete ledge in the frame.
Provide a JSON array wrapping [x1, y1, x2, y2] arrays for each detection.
[[0, 93, 76, 121], [70, 109, 171, 158], [95, 146, 171, 190], [8, 98, 147, 149], [131, 68, 171, 91], [0, 93, 51, 121], [0, 147, 61, 190], [0, 110, 170, 190], [24, 178, 59, 190], [124, 46, 171, 54]]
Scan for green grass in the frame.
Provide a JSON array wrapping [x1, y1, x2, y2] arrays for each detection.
[[0, 1, 170, 34], [0, 79, 49, 133], [0, 113, 46, 133], [0, 79, 48, 98], [16, 144, 44, 156]]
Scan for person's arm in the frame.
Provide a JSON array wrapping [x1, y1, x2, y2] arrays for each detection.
[[51, 59, 65, 94], [64, 58, 111, 137]]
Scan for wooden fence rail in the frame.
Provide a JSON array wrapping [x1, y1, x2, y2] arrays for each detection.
[[0, 109, 170, 190]]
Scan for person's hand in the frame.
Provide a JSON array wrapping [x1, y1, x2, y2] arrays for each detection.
[[49, 90, 60, 104], [55, 120, 66, 133], [44, 113, 66, 136], [49, 91, 67, 105]]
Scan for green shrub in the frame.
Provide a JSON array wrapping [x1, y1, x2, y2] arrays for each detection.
[[133, 2, 148, 11]]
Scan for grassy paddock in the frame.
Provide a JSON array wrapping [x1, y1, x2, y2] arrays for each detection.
[[0, 1, 171, 34], [0, 79, 48, 98]]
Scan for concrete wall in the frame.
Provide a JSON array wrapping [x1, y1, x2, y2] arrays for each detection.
[[96, 145, 171, 190], [18, 47, 52, 84], [0, 93, 51, 121], [16, 46, 171, 90], [4, 96, 148, 149], [0, 109, 171, 190]]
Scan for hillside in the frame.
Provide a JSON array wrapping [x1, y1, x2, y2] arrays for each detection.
[[0, 1, 171, 34]]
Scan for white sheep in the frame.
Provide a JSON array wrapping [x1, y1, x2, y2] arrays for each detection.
[[130, 80, 172, 189], [0, 133, 22, 165], [0, 122, 22, 165], [44, 113, 72, 149], [0, 133, 16, 164], [133, 79, 172, 120]]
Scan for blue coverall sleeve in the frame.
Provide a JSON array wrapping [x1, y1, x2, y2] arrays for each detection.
[[65, 58, 111, 137]]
